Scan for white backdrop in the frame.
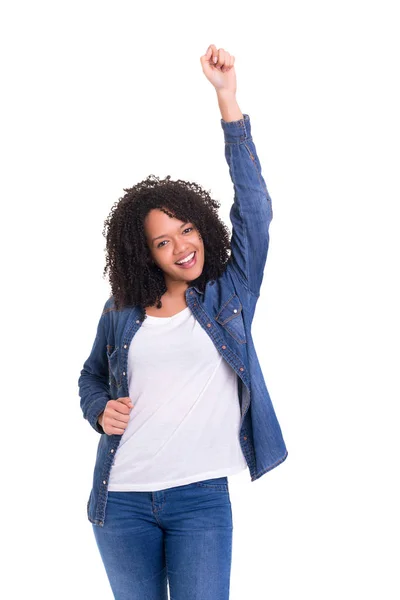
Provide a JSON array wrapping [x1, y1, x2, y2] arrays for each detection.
[[1, 1, 399, 598]]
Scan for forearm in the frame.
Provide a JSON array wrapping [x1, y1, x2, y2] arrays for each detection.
[[79, 385, 109, 433], [216, 90, 243, 122]]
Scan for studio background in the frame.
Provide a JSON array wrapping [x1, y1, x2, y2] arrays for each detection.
[[1, 1, 399, 598]]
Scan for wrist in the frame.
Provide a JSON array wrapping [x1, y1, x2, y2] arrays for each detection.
[[216, 90, 243, 122], [216, 88, 236, 97]]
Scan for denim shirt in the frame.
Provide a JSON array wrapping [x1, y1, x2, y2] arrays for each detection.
[[78, 113, 288, 526]]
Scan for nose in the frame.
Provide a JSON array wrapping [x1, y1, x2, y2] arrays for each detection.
[[173, 240, 189, 255]]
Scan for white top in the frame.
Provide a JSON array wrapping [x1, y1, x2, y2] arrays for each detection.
[[108, 305, 247, 491]]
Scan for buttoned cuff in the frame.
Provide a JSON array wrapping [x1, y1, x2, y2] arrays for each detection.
[[220, 113, 251, 143]]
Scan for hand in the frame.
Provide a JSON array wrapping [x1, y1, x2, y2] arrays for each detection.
[[200, 44, 237, 95], [98, 396, 134, 435]]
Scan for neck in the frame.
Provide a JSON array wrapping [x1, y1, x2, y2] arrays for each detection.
[[163, 277, 191, 299]]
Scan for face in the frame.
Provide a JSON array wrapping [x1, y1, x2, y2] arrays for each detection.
[[144, 208, 205, 285]]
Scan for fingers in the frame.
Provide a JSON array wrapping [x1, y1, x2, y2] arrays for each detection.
[[205, 45, 234, 72], [102, 397, 134, 435], [216, 48, 226, 68], [106, 423, 126, 435], [104, 414, 129, 435], [117, 396, 134, 409], [111, 410, 130, 424], [200, 44, 215, 70], [107, 400, 131, 415], [110, 416, 129, 427], [208, 44, 218, 64], [204, 45, 213, 61], [218, 49, 234, 72]]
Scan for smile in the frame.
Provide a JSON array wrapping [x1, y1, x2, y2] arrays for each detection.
[[175, 251, 197, 268]]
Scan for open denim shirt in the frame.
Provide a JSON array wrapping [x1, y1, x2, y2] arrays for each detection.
[[78, 114, 288, 526]]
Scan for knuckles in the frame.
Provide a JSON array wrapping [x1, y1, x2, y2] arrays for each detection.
[[106, 400, 131, 414], [103, 398, 133, 434]]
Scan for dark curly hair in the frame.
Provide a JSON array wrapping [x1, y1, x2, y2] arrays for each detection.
[[102, 174, 232, 316]]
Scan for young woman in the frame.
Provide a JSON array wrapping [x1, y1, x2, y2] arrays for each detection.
[[78, 44, 288, 600]]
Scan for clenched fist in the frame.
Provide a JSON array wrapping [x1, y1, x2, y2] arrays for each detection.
[[200, 44, 237, 95], [98, 396, 134, 435]]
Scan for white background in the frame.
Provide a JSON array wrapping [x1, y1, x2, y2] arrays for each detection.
[[1, 1, 399, 598]]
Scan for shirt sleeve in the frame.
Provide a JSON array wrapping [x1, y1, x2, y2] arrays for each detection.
[[221, 113, 273, 298], [78, 304, 111, 434]]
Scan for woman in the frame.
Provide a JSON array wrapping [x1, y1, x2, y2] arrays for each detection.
[[78, 44, 288, 600]]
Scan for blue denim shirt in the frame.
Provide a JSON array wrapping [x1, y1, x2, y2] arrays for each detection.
[[78, 113, 288, 526]]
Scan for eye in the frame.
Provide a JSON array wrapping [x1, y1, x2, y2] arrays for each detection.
[[157, 227, 194, 248]]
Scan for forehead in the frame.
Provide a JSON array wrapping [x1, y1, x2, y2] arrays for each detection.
[[144, 208, 187, 233]]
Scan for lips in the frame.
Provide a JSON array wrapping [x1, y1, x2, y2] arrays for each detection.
[[175, 251, 197, 269], [175, 251, 194, 264]]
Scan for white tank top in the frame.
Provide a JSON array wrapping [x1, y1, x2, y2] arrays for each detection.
[[108, 305, 247, 491]]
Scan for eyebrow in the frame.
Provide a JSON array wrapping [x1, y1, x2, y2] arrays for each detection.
[[151, 222, 190, 245]]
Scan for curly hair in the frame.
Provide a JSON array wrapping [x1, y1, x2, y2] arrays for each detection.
[[102, 174, 232, 317]]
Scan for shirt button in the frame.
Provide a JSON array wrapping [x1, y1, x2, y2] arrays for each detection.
[[124, 344, 128, 349], [243, 436, 247, 441], [123, 372, 126, 376], [136, 319, 140, 324], [239, 367, 244, 371], [110, 449, 114, 453], [190, 291, 194, 295], [222, 345, 226, 350], [207, 323, 211, 328], [193, 302, 197, 306], [103, 480, 107, 485], [233, 309, 238, 313]]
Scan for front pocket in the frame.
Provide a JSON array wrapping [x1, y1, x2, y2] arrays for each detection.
[[195, 476, 229, 490], [215, 294, 247, 344], [106, 345, 121, 388]]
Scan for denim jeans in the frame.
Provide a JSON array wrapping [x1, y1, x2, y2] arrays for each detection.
[[92, 476, 233, 599]]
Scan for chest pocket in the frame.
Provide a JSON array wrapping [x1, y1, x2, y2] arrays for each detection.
[[215, 293, 247, 344], [106, 345, 122, 388]]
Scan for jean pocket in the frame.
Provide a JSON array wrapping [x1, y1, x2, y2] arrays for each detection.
[[195, 476, 229, 491]]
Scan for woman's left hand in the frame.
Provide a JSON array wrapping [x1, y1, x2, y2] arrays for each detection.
[[200, 44, 237, 95]]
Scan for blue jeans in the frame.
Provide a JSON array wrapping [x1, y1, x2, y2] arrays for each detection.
[[92, 477, 233, 599]]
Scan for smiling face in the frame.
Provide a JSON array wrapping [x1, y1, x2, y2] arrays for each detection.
[[144, 208, 205, 287]]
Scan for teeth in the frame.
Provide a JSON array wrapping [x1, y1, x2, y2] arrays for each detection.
[[176, 252, 195, 265]]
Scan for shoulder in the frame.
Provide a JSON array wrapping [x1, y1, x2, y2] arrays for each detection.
[[101, 295, 116, 316], [101, 295, 140, 319]]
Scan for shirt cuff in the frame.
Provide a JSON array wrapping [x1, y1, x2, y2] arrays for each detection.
[[220, 113, 251, 143], [87, 397, 109, 434]]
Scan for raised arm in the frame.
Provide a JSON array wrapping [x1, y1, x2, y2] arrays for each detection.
[[200, 45, 273, 297], [220, 108, 272, 297]]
